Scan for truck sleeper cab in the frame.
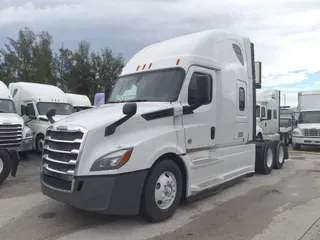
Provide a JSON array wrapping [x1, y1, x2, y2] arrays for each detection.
[[255, 89, 281, 143], [40, 30, 288, 222], [65, 93, 93, 112], [9, 82, 75, 154]]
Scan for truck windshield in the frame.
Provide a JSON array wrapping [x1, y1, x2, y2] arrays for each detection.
[[299, 111, 320, 124], [37, 102, 75, 115], [0, 99, 17, 113], [280, 118, 292, 127], [108, 68, 185, 103]]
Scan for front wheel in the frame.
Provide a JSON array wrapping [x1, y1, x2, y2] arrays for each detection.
[[140, 159, 183, 222], [0, 151, 12, 184], [36, 134, 44, 155]]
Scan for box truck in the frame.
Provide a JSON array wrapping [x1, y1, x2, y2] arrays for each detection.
[[9, 82, 75, 154], [40, 29, 289, 222], [292, 91, 320, 150]]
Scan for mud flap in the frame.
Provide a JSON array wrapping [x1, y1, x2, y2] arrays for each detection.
[[10, 150, 20, 177]]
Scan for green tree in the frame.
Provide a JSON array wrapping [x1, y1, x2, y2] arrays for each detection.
[[0, 27, 125, 103]]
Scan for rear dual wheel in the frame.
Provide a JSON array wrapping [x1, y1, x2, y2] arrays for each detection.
[[255, 140, 274, 174], [273, 141, 285, 169], [255, 140, 285, 174]]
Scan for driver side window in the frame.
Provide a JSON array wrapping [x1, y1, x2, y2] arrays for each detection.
[[26, 103, 36, 116], [261, 107, 266, 118], [188, 72, 212, 105]]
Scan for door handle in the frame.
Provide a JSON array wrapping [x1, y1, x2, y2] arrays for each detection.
[[211, 127, 215, 140]]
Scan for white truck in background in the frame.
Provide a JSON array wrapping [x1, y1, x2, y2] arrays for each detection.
[[9, 82, 75, 154], [292, 91, 320, 150], [279, 106, 298, 145], [40, 29, 288, 222], [0, 81, 32, 184], [66, 93, 93, 112], [255, 89, 281, 142]]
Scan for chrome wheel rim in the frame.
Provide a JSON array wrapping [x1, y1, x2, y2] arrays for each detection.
[[278, 146, 284, 164], [0, 158, 3, 173], [154, 171, 177, 210], [38, 138, 44, 152], [266, 148, 273, 168]]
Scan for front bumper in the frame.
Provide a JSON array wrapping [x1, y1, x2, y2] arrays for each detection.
[[292, 136, 320, 145], [18, 138, 33, 152], [41, 169, 148, 215]]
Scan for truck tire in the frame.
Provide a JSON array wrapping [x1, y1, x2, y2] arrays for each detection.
[[273, 141, 285, 169], [140, 159, 183, 222], [292, 143, 301, 150], [36, 134, 44, 155], [255, 140, 274, 174], [0, 150, 12, 184]]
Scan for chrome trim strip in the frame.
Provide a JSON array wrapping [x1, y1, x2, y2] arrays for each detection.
[[43, 145, 79, 154], [45, 136, 82, 144], [43, 154, 77, 165], [43, 164, 75, 175]]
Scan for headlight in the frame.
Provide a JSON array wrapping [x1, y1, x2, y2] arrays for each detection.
[[90, 148, 133, 171], [26, 130, 33, 138], [292, 130, 300, 136]]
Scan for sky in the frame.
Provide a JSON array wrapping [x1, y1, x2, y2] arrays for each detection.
[[0, 0, 319, 106]]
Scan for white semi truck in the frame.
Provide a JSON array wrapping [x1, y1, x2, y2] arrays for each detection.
[[9, 82, 75, 154], [279, 106, 298, 145], [255, 89, 281, 142], [0, 81, 33, 184], [40, 29, 289, 222], [65, 93, 93, 112], [292, 91, 320, 150]]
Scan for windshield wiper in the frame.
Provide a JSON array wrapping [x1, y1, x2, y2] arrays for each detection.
[[107, 99, 151, 103]]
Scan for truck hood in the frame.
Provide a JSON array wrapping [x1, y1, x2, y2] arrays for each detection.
[[297, 123, 320, 129], [54, 102, 174, 129], [39, 115, 69, 122], [0, 113, 24, 125]]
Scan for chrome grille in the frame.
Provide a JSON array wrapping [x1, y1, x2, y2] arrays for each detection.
[[42, 126, 87, 191], [303, 129, 320, 137], [0, 123, 22, 149]]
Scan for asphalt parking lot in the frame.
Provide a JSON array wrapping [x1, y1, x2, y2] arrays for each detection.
[[1, 147, 320, 240]]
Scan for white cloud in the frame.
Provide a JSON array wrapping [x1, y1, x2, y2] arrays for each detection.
[[262, 71, 309, 87], [313, 81, 320, 84], [0, 0, 319, 87]]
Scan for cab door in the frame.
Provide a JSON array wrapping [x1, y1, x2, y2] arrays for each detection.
[[181, 66, 216, 151], [181, 66, 218, 190]]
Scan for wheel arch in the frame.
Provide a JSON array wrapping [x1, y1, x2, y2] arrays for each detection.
[[148, 152, 188, 201]]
